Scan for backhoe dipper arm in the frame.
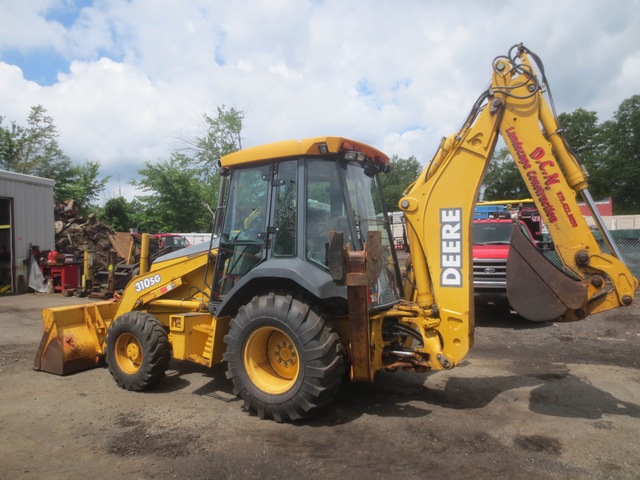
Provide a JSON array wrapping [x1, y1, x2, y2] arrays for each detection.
[[399, 44, 638, 369]]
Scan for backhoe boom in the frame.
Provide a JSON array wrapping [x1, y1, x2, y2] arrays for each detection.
[[399, 44, 638, 368]]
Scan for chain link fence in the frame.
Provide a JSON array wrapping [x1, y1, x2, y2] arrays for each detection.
[[609, 237, 640, 278], [543, 230, 640, 279]]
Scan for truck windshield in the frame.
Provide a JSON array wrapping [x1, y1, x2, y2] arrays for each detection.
[[166, 236, 189, 248], [342, 162, 403, 309], [473, 221, 533, 245], [473, 223, 512, 245]]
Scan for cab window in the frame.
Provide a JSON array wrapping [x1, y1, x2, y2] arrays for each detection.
[[272, 160, 297, 257]]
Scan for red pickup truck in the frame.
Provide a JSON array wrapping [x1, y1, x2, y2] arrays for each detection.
[[153, 233, 190, 250], [472, 216, 538, 306]]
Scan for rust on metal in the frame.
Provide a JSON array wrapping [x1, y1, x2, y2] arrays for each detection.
[[344, 230, 383, 382], [507, 222, 588, 322], [33, 302, 115, 376], [365, 231, 383, 286], [327, 230, 345, 283], [34, 332, 100, 375], [345, 247, 372, 381]]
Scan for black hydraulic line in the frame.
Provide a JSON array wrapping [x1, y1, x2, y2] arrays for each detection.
[[383, 322, 424, 344]]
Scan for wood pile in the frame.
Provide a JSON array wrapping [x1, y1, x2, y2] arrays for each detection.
[[54, 199, 81, 223], [50, 202, 168, 293], [54, 213, 123, 276]]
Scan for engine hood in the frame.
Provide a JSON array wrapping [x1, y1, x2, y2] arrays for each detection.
[[472, 244, 509, 259]]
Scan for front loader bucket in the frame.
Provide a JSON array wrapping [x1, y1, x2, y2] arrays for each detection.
[[34, 301, 119, 375], [507, 223, 588, 322]]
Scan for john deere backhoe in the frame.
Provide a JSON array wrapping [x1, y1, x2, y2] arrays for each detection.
[[34, 44, 638, 422]]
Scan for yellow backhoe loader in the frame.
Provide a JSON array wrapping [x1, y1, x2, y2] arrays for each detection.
[[34, 44, 638, 422]]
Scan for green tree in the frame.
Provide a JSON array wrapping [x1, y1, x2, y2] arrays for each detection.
[[125, 199, 148, 233], [557, 108, 608, 200], [557, 99, 640, 213], [132, 153, 218, 232], [55, 161, 110, 207], [135, 105, 244, 231], [481, 148, 528, 201], [599, 95, 640, 214], [102, 196, 133, 232], [0, 105, 69, 176], [182, 105, 244, 175], [380, 155, 422, 210], [557, 108, 603, 160], [0, 105, 108, 206]]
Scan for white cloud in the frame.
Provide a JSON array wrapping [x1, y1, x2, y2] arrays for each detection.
[[0, 0, 66, 51], [0, 0, 639, 204], [382, 129, 430, 162], [46, 58, 177, 164], [0, 63, 43, 120]]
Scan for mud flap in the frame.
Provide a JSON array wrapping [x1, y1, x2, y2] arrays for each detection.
[[506, 223, 588, 322]]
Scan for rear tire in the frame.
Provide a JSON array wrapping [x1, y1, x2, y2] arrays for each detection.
[[106, 311, 171, 391], [223, 292, 343, 422]]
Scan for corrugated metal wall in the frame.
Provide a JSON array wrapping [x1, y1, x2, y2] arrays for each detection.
[[0, 170, 55, 293]]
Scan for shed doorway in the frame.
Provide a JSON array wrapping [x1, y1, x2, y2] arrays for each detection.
[[0, 198, 13, 293]]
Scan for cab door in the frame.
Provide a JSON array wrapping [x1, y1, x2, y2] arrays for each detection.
[[212, 164, 271, 300], [211, 159, 300, 298]]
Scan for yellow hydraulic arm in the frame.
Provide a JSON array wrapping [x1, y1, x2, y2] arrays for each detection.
[[399, 44, 638, 369]]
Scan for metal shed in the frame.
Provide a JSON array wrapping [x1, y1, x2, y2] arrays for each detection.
[[0, 170, 55, 294]]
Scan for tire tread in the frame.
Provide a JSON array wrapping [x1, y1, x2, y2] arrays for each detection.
[[224, 292, 344, 422]]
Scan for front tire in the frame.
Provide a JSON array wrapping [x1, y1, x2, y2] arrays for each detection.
[[105, 311, 171, 391], [223, 292, 343, 422]]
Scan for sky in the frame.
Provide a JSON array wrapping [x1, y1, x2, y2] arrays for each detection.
[[1, 0, 639, 203]]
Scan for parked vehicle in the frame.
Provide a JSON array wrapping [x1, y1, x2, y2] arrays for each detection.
[[472, 213, 538, 307], [152, 233, 189, 249]]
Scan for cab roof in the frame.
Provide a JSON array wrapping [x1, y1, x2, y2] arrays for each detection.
[[220, 136, 390, 169]]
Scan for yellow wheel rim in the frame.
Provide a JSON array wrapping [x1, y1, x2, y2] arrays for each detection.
[[243, 326, 300, 395], [114, 332, 142, 375]]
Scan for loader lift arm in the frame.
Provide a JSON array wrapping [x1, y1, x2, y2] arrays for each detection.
[[397, 44, 638, 369]]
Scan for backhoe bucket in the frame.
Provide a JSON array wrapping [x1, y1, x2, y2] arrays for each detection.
[[506, 223, 588, 322], [33, 301, 118, 375]]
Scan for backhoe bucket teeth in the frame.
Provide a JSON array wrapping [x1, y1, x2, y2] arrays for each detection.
[[33, 302, 118, 375], [506, 223, 588, 322]]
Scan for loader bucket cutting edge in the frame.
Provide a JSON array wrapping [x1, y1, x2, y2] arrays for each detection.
[[506, 223, 588, 322], [33, 301, 118, 375]]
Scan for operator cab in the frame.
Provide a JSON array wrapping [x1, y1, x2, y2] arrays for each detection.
[[210, 137, 403, 315]]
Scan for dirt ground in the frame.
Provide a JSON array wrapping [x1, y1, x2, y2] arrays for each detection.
[[1, 293, 639, 480]]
